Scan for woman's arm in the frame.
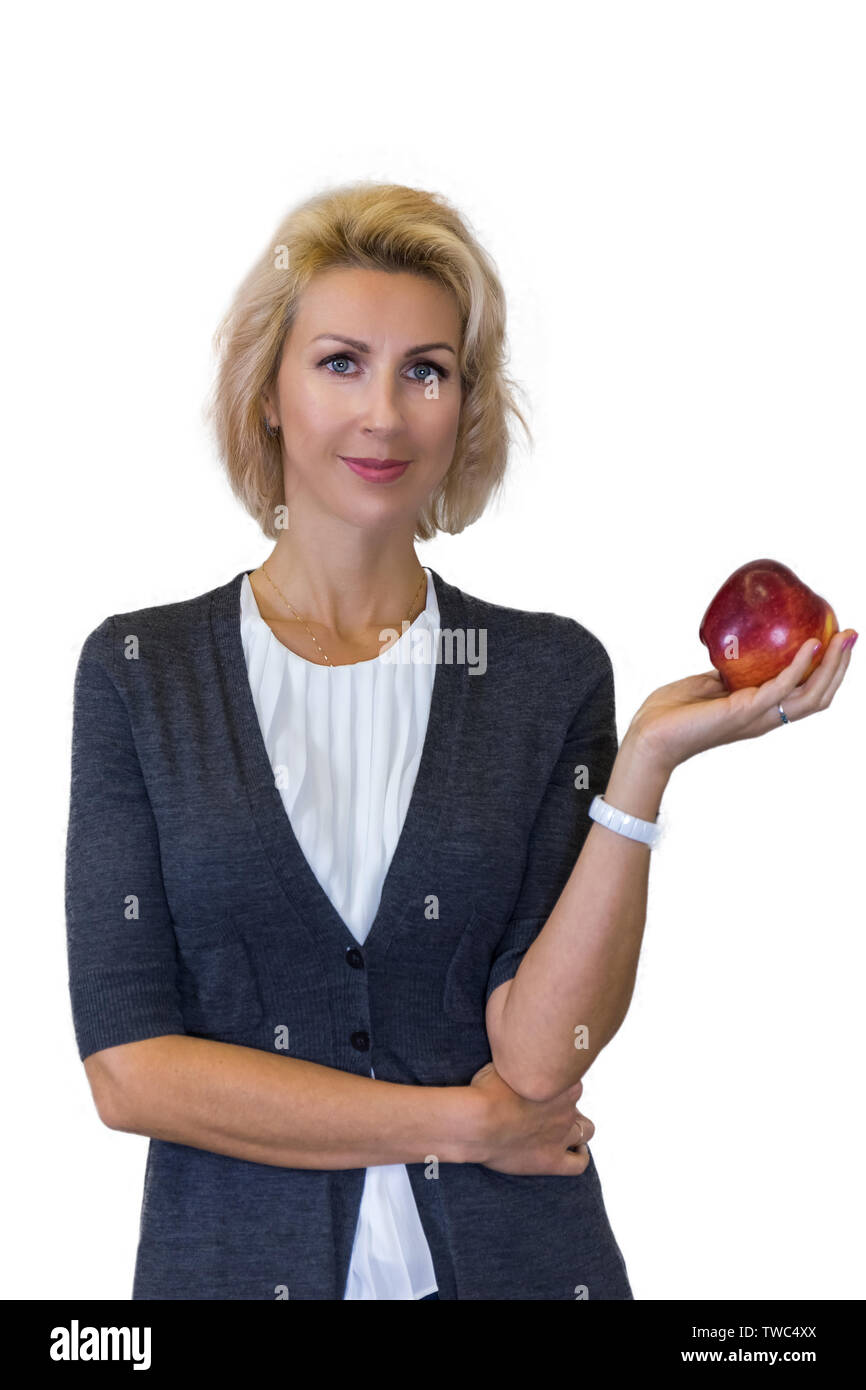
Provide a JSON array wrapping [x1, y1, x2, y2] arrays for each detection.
[[488, 630, 855, 1103], [86, 1034, 486, 1169], [487, 733, 668, 1102]]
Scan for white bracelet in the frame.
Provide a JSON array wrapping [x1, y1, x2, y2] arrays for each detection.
[[588, 793, 664, 849]]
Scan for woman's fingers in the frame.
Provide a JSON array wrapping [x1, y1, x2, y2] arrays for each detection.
[[735, 629, 855, 736], [766, 630, 854, 719], [787, 630, 851, 706], [816, 636, 857, 708], [571, 1112, 594, 1141], [755, 636, 823, 707], [750, 631, 849, 718]]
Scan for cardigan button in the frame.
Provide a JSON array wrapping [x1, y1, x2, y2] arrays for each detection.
[[345, 947, 364, 969], [350, 1030, 370, 1051]]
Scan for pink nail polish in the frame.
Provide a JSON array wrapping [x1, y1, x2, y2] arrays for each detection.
[[842, 632, 859, 651]]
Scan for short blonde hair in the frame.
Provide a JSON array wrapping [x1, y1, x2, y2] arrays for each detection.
[[205, 181, 532, 540]]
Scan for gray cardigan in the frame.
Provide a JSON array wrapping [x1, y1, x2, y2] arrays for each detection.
[[65, 567, 633, 1300]]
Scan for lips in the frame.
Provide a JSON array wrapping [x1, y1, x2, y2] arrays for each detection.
[[339, 456, 411, 483]]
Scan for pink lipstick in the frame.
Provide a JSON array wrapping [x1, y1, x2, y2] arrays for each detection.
[[339, 456, 410, 483]]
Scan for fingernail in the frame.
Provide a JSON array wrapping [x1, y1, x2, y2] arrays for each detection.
[[812, 642, 822, 655], [842, 632, 859, 651]]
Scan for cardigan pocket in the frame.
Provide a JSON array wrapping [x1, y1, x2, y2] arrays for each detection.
[[176, 916, 264, 1038], [443, 906, 508, 1024]]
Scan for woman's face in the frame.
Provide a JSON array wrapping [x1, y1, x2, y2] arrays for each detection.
[[264, 266, 463, 533]]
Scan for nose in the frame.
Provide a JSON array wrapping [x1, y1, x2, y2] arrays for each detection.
[[356, 365, 408, 435]]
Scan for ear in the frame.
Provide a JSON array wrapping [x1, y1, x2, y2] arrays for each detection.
[[260, 388, 276, 425]]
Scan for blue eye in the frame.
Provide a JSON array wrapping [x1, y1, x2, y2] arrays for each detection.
[[410, 361, 448, 383], [318, 353, 449, 382], [318, 354, 356, 375]]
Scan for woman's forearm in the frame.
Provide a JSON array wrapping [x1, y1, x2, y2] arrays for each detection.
[[90, 1034, 485, 1169], [490, 735, 671, 1101]]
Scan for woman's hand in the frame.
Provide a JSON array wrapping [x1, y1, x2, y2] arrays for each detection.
[[626, 628, 857, 774], [468, 1061, 595, 1176]]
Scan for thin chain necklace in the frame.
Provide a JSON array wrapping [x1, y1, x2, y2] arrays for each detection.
[[258, 564, 427, 666]]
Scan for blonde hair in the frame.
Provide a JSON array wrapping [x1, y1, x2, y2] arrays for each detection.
[[204, 181, 532, 540]]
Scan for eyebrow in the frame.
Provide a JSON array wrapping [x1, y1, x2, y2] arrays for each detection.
[[309, 333, 457, 356]]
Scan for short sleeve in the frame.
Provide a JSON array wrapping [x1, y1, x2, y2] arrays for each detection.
[[65, 617, 186, 1062], [485, 645, 618, 1005]]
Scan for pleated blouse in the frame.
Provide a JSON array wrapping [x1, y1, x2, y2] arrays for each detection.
[[239, 567, 440, 1300]]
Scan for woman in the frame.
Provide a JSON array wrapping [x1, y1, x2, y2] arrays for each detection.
[[65, 181, 856, 1301]]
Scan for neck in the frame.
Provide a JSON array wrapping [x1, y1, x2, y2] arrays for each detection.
[[255, 532, 427, 643]]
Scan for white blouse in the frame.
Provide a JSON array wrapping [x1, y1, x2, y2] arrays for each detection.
[[239, 567, 440, 1300]]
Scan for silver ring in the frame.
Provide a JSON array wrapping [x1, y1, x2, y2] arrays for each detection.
[[778, 703, 789, 725]]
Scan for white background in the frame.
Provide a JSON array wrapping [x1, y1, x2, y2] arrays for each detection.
[[3, 0, 863, 1300]]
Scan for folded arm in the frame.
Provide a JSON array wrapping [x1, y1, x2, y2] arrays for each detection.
[[484, 649, 670, 1102]]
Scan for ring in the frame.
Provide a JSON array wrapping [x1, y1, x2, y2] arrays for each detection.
[[778, 703, 789, 725]]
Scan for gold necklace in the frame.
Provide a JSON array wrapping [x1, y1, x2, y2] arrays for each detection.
[[258, 565, 427, 666]]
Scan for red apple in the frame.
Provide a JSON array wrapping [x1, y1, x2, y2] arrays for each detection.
[[699, 559, 838, 692]]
